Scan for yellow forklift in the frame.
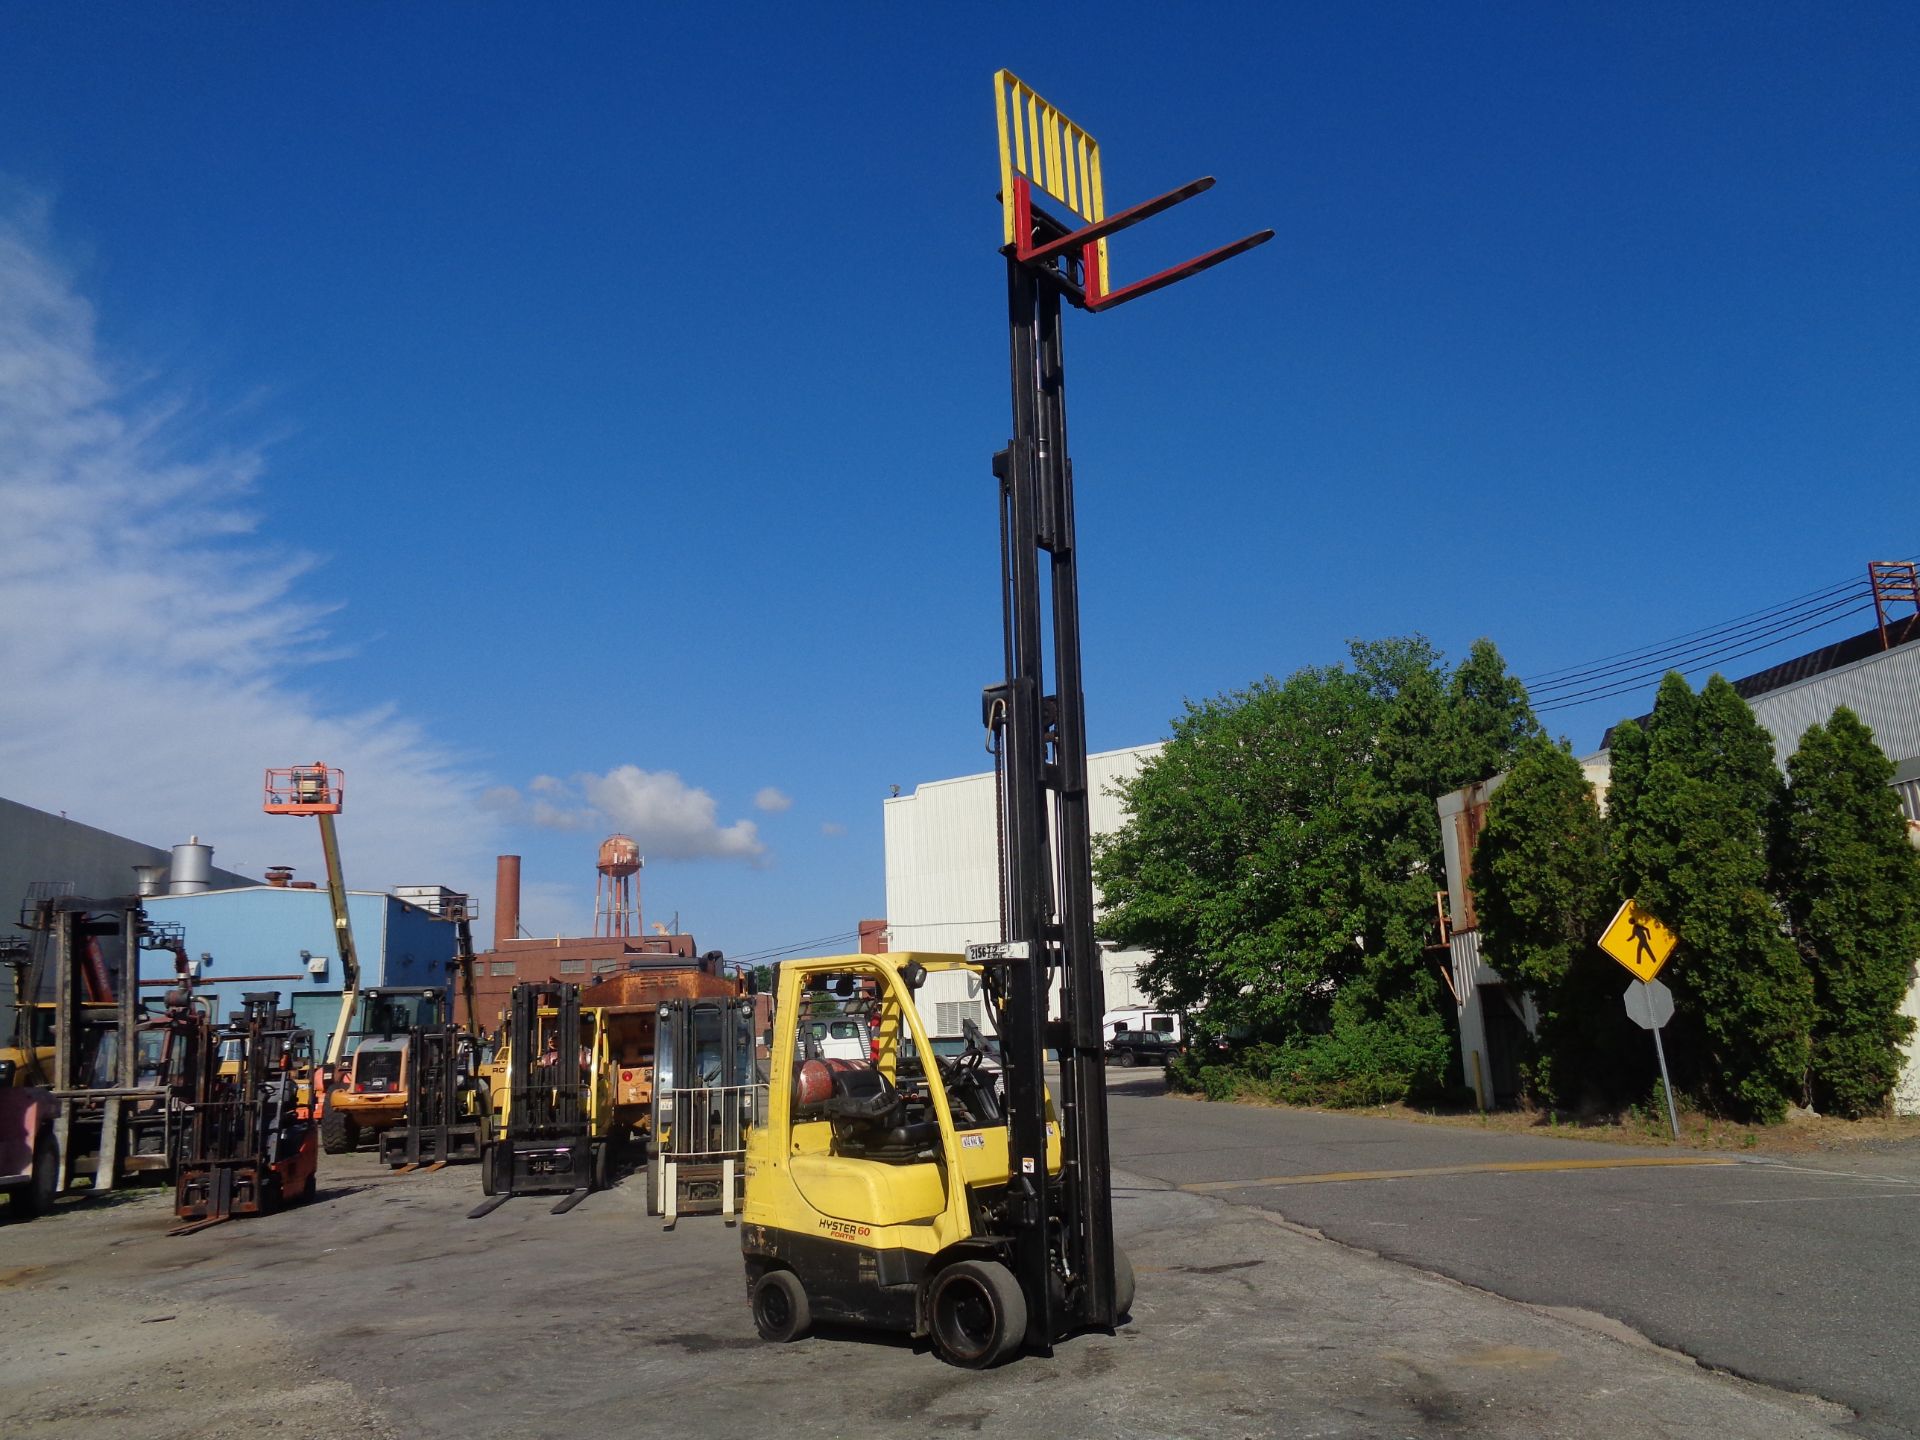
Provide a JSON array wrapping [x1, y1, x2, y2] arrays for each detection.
[[470, 981, 604, 1216], [742, 71, 1265, 1364], [744, 952, 1131, 1366]]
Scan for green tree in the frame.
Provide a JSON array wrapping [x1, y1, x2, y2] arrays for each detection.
[[1470, 737, 1614, 1106], [1448, 638, 1545, 784], [1094, 663, 1378, 1040], [1095, 636, 1540, 1106], [1775, 709, 1920, 1117], [1607, 674, 1812, 1121]]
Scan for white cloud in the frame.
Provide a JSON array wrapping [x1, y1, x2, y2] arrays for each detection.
[[488, 766, 765, 862], [0, 203, 495, 894], [754, 786, 793, 813], [820, 821, 847, 837], [580, 766, 763, 860]]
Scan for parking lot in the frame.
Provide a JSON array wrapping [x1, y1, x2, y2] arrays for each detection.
[[1, 1112, 1869, 1440]]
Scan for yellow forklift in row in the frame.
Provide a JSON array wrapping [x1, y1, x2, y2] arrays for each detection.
[[740, 70, 1266, 1365], [469, 977, 759, 1220], [470, 980, 598, 1215]]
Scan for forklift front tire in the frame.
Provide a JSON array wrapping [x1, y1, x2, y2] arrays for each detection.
[[751, 1269, 811, 1343], [928, 1259, 1027, 1369], [320, 1102, 357, 1155], [1114, 1244, 1136, 1321], [479, 1144, 497, 1196]]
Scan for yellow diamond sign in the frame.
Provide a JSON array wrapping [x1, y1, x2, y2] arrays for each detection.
[[1599, 899, 1678, 983]]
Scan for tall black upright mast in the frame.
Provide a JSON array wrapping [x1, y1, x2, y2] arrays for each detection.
[[985, 70, 1271, 1348]]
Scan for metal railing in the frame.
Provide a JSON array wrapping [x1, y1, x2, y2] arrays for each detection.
[[651, 1082, 765, 1226], [655, 1081, 763, 1161]]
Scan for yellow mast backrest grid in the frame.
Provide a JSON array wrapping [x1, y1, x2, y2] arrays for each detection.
[[994, 70, 1108, 293]]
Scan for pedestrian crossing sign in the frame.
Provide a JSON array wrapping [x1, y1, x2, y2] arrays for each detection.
[[1599, 899, 1678, 982]]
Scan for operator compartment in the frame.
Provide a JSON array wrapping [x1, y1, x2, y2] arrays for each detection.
[[783, 968, 964, 1228]]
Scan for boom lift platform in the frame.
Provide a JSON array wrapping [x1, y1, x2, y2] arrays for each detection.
[[264, 764, 362, 1084], [741, 72, 1267, 1364]]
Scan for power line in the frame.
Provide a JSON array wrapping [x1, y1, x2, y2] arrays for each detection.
[[1519, 570, 1868, 685], [726, 929, 861, 965], [1534, 598, 1876, 714], [1528, 591, 1872, 704]]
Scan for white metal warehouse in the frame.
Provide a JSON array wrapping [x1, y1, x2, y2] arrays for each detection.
[[881, 744, 1164, 1035]]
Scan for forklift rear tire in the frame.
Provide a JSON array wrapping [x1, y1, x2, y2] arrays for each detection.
[[928, 1259, 1027, 1369], [751, 1268, 811, 1343], [1113, 1244, 1136, 1320], [320, 1103, 357, 1155]]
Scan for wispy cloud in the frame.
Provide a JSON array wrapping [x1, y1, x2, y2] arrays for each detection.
[[820, 821, 847, 837], [0, 202, 494, 893], [754, 786, 793, 813], [488, 765, 765, 863]]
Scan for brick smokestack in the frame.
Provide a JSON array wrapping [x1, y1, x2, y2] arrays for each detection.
[[494, 855, 521, 947]]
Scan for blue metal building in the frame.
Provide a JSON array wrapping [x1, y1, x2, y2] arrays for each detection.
[[139, 886, 460, 1055]]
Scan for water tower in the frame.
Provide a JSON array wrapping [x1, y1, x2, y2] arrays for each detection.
[[594, 834, 642, 937]]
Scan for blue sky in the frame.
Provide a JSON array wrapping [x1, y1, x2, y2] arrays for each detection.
[[1, 5, 1913, 958]]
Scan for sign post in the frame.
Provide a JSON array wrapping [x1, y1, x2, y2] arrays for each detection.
[[1599, 900, 1681, 1140]]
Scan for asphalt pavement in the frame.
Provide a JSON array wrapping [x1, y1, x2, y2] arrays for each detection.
[[0, 1140, 1866, 1440], [1105, 1068, 1920, 1439]]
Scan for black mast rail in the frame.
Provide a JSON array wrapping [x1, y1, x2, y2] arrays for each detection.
[[985, 68, 1269, 1351]]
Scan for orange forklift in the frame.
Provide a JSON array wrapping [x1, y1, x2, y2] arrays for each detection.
[[171, 992, 318, 1234]]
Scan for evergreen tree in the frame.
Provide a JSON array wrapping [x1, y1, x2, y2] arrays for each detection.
[[1470, 737, 1615, 1106], [1448, 638, 1544, 784], [1775, 709, 1920, 1117], [1605, 674, 1812, 1121]]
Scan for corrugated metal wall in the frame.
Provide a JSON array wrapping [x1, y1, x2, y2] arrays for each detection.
[[1747, 640, 1920, 772]]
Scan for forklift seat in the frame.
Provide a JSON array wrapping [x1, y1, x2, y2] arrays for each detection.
[[822, 1063, 942, 1164]]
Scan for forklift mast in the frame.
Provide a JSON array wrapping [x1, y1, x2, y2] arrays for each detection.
[[505, 981, 587, 1148], [983, 71, 1270, 1348], [447, 896, 479, 1036]]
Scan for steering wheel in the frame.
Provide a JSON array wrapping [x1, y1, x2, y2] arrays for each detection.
[[934, 1018, 987, 1086]]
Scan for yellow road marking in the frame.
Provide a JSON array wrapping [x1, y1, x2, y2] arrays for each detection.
[[1181, 1155, 1737, 1193]]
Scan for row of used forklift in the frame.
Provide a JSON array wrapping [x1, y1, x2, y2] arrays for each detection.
[[468, 972, 760, 1222], [5, 70, 1258, 1375], [0, 890, 321, 1234]]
